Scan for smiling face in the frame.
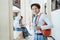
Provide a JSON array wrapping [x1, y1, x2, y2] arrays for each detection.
[[31, 4, 40, 14], [32, 5, 40, 14], [13, 12, 19, 17]]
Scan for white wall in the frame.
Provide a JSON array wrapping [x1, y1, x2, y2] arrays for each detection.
[[0, 0, 13, 40], [51, 9, 60, 40]]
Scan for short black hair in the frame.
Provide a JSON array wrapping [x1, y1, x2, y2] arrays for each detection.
[[21, 16, 23, 19], [31, 3, 40, 9], [19, 16, 23, 23]]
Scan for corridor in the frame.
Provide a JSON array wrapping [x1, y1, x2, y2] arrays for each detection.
[[0, 0, 60, 40]]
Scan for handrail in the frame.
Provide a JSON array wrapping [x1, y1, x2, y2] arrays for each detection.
[[48, 36, 55, 40]]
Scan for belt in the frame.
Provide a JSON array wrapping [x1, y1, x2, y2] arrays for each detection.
[[36, 33, 43, 35]]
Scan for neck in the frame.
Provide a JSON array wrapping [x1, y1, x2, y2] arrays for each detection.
[[36, 11, 40, 15]]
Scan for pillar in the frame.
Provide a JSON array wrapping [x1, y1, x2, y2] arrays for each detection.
[[0, 0, 13, 40]]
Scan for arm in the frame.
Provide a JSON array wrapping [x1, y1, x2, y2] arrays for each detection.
[[40, 14, 53, 30]]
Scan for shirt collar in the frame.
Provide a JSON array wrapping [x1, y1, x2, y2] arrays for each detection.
[[37, 12, 40, 15]]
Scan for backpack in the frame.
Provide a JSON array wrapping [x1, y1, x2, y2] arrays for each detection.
[[37, 13, 51, 37]]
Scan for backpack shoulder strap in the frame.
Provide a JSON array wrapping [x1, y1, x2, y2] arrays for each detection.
[[38, 13, 43, 21]]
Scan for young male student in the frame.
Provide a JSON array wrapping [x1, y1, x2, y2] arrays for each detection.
[[12, 6, 23, 40], [31, 3, 53, 40]]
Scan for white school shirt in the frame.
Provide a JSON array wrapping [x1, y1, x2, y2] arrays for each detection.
[[33, 12, 53, 33], [13, 15, 21, 28]]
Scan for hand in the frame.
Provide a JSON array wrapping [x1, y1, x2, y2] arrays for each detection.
[[36, 26, 41, 30]]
